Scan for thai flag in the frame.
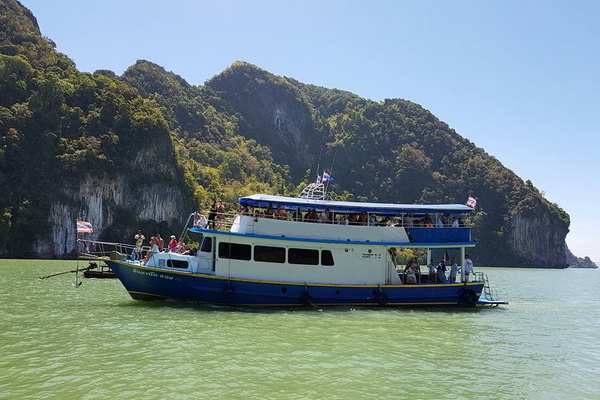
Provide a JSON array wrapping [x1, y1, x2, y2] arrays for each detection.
[[466, 196, 477, 208], [76, 220, 93, 233], [322, 171, 334, 182]]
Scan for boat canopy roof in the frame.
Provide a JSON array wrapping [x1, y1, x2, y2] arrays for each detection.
[[238, 194, 473, 215]]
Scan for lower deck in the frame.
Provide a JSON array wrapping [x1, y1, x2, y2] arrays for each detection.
[[106, 258, 487, 307]]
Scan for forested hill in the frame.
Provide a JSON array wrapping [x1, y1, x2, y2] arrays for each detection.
[[0, 0, 571, 266]]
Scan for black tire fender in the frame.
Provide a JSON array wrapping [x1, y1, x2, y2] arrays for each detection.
[[300, 290, 314, 307], [462, 288, 478, 305], [376, 290, 389, 306], [222, 283, 235, 300]]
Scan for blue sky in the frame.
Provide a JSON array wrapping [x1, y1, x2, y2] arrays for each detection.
[[20, 0, 600, 262]]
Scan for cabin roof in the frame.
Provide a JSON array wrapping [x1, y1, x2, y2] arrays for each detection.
[[238, 194, 473, 215]]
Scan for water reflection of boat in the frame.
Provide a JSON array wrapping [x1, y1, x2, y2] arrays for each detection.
[[97, 183, 507, 307]]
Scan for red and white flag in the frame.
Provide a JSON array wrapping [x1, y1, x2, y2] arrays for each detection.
[[466, 196, 477, 209], [76, 220, 93, 233]]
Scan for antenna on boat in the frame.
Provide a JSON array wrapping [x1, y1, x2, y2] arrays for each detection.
[[324, 151, 337, 195]]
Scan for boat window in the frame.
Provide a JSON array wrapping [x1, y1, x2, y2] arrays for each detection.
[[321, 250, 334, 266], [288, 248, 319, 265], [200, 237, 212, 253], [167, 259, 188, 269], [254, 245, 286, 263], [218, 242, 251, 261]]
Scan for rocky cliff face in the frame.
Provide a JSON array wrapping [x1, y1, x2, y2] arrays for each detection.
[[206, 62, 319, 176], [35, 175, 190, 258], [506, 211, 569, 267]]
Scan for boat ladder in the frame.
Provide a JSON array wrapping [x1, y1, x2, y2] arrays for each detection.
[[476, 272, 499, 301]]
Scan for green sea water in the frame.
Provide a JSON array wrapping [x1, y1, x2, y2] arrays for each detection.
[[1, 259, 599, 400]]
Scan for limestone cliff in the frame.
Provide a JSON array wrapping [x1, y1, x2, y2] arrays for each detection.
[[506, 212, 569, 267], [34, 175, 190, 257]]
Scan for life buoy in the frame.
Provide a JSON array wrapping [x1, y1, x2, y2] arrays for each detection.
[[300, 291, 315, 307], [222, 283, 235, 300], [461, 289, 478, 305], [376, 290, 389, 306]]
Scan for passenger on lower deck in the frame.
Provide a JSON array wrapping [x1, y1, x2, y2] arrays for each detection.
[[404, 257, 419, 284], [427, 259, 436, 283], [436, 259, 447, 283], [463, 254, 474, 282], [143, 236, 160, 265], [449, 257, 459, 283], [168, 235, 178, 252]]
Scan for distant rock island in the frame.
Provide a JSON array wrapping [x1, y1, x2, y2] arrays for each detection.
[[569, 257, 598, 269]]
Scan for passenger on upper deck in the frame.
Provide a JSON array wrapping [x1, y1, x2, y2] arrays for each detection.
[[304, 209, 318, 223], [275, 205, 286, 220], [422, 215, 433, 228], [193, 212, 208, 228], [208, 200, 217, 229], [292, 210, 301, 222], [215, 201, 226, 229], [319, 209, 332, 224], [413, 214, 421, 227], [442, 213, 450, 226], [378, 217, 390, 227], [403, 214, 414, 227], [238, 205, 249, 216], [357, 212, 368, 225], [264, 203, 274, 218], [451, 217, 459, 228]]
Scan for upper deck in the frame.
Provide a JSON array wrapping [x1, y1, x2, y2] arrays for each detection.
[[191, 193, 475, 247], [239, 193, 474, 216]]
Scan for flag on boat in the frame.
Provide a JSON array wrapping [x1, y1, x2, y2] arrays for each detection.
[[466, 196, 477, 208], [76, 220, 93, 233], [322, 171, 334, 182]]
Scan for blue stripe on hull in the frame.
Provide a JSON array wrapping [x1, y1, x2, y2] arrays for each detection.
[[107, 261, 484, 307]]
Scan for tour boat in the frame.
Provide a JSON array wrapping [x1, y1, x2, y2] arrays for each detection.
[[99, 183, 506, 307]]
